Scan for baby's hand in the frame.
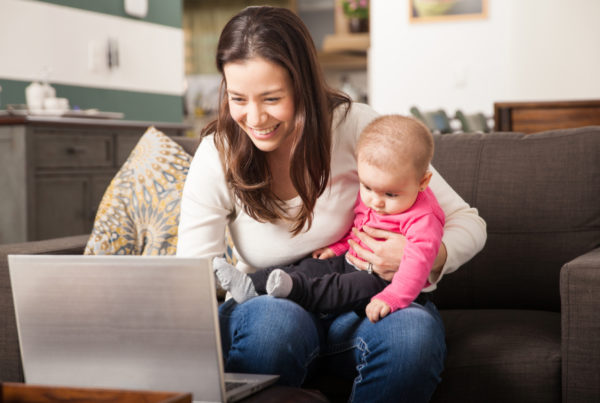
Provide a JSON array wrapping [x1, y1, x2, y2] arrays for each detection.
[[312, 247, 335, 259], [366, 299, 391, 323]]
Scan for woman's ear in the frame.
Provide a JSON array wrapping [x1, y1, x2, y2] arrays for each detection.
[[419, 171, 433, 191]]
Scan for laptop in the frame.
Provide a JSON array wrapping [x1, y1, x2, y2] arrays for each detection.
[[8, 255, 279, 403]]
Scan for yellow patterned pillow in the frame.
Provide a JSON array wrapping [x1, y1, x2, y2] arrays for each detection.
[[84, 127, 192, 255]]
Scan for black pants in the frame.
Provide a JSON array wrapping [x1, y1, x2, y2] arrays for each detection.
[[248, 254, 390, 315]]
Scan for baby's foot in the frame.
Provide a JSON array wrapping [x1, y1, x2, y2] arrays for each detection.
[[266, 269, 293, 298], [212, 257, 258, 303]]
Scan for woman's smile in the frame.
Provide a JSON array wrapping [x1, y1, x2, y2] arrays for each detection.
[[248, 123, 282, 139]]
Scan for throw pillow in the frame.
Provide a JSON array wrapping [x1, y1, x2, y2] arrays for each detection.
[[84, 127, 192, 255]]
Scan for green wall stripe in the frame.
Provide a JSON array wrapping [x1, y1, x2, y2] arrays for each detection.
[[32, 0, 182, 28], [0, 79, 183, 123]]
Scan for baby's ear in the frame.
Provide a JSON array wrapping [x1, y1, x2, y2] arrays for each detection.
[[419, 171, 433, 191]]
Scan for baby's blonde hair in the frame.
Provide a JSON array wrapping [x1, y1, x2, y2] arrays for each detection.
[[356, 115, 434, 179]]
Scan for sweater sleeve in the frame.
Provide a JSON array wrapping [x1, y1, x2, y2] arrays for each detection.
[[327, 194, 363, 256], [372, 212, 444, 311], [425, 164, 487, 290], [176, 136, 234, 259], [328, 234, 351, 256]]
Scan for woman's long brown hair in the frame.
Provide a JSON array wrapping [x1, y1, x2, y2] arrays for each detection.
[[201, 6, 350, 235]]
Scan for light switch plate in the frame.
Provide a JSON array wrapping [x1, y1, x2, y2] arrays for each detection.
[[125, 0, 148, 18]]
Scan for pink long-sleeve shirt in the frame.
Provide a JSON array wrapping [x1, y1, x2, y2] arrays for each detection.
[[328, 188, 445, 312]]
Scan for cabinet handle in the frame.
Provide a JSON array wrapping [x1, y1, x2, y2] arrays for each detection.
[[66, 146, 87, 155]]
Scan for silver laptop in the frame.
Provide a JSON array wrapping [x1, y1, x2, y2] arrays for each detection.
[[8, 255, 278, 403]]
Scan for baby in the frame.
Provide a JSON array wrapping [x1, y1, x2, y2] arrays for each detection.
[[214, 114, 445, 322]]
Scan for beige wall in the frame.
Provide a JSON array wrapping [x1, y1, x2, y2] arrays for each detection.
[[369, 0, 600, 116], [0, 0, 183, 96]]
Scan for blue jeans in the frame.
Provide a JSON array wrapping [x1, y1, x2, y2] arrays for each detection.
[[218, 295, 446, 403]]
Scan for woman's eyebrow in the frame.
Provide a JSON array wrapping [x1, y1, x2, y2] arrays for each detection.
[[260, 88, 285, 96], [226, 88, 285, 96]]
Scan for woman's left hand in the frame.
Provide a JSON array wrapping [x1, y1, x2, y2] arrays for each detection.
[[346, 226, 406, 281]]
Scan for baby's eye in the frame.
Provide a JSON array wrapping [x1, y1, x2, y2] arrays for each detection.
[[385, 192, 398, 198]]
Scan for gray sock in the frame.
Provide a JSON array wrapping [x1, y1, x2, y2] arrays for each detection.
[[266, 269, 293, 298], [212, 257, 258, 303]]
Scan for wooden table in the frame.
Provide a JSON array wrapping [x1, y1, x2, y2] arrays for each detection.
[[0, 383, 329, 403], [0, 383, 192, 402]]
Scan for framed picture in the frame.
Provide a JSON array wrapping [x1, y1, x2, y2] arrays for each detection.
[[409, 0, 488, 23]]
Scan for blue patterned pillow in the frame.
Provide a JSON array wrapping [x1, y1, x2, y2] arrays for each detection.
[[84, 127, 192, 255]]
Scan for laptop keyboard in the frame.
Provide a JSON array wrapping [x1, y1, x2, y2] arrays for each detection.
[[225, 381, 248, 391]]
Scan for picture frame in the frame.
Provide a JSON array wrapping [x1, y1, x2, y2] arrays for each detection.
[[409, 0, 488, 24]]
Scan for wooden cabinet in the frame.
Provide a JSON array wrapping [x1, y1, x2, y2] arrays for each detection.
[[494, 100, 600, 133], [319, 32, 369, 70], [0, 117, 189, 243]]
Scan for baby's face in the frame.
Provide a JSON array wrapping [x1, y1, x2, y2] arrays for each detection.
[[357, 158, 422, 215]]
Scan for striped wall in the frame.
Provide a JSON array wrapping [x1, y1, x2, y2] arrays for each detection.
[[0, 0, 184, 122]]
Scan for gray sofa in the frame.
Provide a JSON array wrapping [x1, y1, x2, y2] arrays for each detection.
[[1, 126, 599, 402]]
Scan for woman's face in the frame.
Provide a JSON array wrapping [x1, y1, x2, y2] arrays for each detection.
[[224, 57, 296, 154]]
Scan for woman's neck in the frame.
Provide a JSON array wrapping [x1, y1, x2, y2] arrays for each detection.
[[266, 140, 298, 201]]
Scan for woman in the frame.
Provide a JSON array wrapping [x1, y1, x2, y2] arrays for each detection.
[[177, 6, 486, 402]]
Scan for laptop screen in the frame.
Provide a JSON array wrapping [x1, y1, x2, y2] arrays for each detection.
[[9, 255, 226, 402]]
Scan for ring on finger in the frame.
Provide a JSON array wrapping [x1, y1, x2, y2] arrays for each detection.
[[367, 262, 373, 274]]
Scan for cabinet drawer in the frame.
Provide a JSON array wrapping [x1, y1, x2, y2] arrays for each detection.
[[116, 131, 143, 166], [34, 175, 90, 240], [35, 133, 114, 168]]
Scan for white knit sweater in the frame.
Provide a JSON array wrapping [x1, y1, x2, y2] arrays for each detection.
[[177, 103, 486, 290]]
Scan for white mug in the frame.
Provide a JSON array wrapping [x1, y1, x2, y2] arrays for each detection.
[[43, 97, 70, 112]]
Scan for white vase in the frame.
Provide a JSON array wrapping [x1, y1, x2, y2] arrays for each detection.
[[25, 82, 45, 110]]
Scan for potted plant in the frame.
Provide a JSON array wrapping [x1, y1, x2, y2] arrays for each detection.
[[342, 0, 369, 33]]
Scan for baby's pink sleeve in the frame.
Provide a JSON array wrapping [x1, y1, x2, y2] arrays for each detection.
[[328, 235, 351, 256], [372, 212, 444, 311]]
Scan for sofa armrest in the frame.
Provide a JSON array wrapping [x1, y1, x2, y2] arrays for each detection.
[[560, 247, 600, 402], [0, 234, 88, 256], [0, 234, 88, 382], [0, 234, 89, 274]]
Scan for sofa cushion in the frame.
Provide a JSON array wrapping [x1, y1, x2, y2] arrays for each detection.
[[171, 136, 200, 156], [432, 309, 561, 403], [84, 127, 192, 255], [431, 127, 600, 311]]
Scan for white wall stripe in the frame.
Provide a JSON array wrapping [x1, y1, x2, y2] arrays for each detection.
[[0, 0, 184, 96]]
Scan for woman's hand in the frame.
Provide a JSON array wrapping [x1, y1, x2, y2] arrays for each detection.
[[346, 226, 407, 281], [346, 226, 447, 282], [430, 242, 447, 283]]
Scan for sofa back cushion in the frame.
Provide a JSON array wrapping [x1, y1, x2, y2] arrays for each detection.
[[430, 127, 600, 311], [172, 136, 201, 156], [172, 129, 600, 311]]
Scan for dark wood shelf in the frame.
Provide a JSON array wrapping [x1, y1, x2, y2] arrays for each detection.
[[494, 99, 600, 133]]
